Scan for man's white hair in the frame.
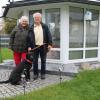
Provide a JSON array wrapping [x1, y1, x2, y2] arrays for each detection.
[[33, 12, 42, 18], [19, 16, 28, 23]]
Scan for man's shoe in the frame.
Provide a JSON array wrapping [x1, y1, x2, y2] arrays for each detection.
[[33, 75, 38, 80], [41, 74, 45, 80]]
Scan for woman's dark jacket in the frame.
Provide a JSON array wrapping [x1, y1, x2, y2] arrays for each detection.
[[27, 23, 52, 49], [9, 24, 29, 52]]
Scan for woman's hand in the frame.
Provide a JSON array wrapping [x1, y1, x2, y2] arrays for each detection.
[[28, 47, 31, 52]]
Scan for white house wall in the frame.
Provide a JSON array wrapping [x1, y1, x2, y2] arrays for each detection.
[[20, 3, 100, 64], [6, 2, 100, 65], [60, 6, 69, 64]]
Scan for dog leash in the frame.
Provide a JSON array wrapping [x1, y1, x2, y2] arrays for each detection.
[[29, 43, 47, 52], [26, 43, 47, 64]]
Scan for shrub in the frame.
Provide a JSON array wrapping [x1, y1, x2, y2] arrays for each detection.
[[4, 18, 17, 34]]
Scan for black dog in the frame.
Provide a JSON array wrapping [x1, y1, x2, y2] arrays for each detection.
[[0, 51, 34, 85]]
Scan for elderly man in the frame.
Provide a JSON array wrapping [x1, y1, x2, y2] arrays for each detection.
[[28, 12, 52, 80]]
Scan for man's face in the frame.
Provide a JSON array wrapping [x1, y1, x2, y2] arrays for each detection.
[[20, 20, 28, 27], [34, 15, 41, 24]]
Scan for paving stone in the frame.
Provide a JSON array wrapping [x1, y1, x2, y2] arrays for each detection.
[[0, 69, 72, 99]]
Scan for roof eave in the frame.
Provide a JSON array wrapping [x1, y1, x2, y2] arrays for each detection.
[[2, 0, 100, 17]]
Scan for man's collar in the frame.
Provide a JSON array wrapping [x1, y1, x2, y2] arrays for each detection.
[[34, 23, 41, 27]]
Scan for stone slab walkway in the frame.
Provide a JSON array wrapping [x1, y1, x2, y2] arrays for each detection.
[[0, 69, 72, 99]]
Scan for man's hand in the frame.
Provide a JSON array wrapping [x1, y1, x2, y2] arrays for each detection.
[[48, 45, 52, 51]]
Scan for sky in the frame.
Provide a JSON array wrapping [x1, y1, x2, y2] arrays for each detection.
[[0, 0, 8, 17], [0, 0, 22, 17]]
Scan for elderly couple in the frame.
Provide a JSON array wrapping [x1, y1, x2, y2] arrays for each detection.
[[9, 12, 52, 80]]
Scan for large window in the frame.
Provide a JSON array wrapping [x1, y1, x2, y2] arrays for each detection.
[[45, 8, 60, 59], [86, 9, 99, 47], [69, 7, 84, 59], [45, 8, 60, 48], [29, 8, 60, 60], [28, 7, 99, 61], [85, 9, 99, 58], [69, 7, 84, 48], [69, 7, 99, 60]]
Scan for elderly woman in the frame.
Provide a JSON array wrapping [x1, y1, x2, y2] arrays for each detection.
[[9, 16, 29, 65]]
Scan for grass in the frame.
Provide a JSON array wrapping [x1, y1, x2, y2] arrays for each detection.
[[4, 69, 100, 100], [0, 48, 13, 63]]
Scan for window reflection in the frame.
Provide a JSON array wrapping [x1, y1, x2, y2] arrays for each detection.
[[45, 8, 60, 59], [45, 8, 60, 48], [86, 9, 99, 47], [69, 7, 84, 48], [47, 51, 60, 59]]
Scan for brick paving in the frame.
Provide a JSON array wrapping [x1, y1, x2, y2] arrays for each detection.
[[0, 69, 72, 99]]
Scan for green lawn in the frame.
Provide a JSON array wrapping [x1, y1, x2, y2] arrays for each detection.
[[0, 48, 13, 63], [4, 69, 100, 100]]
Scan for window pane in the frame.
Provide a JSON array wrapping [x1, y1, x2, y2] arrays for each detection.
[[85, 50, 97, 58], [45, 8, 60, 48], [69, 7, 84, 48], [69, 51, 83, 60], [86, 10, 99, 47], [47, 51, 60, 59], [29, 10, 42, 26]]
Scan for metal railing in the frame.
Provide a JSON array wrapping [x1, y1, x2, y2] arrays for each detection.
[[0, 35, 10, 47], [0, 35, 11, 63]]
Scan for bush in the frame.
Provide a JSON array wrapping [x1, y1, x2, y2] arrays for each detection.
[[4, 18, 17, 34]]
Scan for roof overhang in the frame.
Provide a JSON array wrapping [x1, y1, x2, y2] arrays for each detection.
[[2, 0, 100, 19]]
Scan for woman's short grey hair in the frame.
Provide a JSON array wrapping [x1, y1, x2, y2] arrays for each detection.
[[33, 12, 42, 18], [19, 16, 28, 23]]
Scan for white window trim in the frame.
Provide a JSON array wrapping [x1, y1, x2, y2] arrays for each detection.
[[68, 6, 99, 63], [69, 47, 98, 51], [98, 10, 100, 61], [24, 2, 100, 64], [60, 6, 69, 64], [83, 8, 87, 60]]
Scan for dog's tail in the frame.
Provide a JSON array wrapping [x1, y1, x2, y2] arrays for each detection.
[[0, 80, 10, 84]]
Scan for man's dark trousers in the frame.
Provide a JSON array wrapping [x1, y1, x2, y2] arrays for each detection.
[[33, 45, 47, 76]]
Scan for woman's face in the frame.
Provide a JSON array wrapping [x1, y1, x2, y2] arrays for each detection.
[[20, 20, 28, 27]]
